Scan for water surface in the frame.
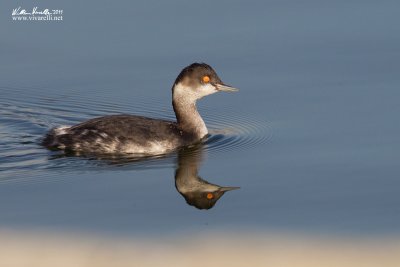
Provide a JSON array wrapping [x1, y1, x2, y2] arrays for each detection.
[[1, 0, 400, 237]]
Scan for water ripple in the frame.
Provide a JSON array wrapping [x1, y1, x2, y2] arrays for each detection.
[[0, 85, 271, 181]]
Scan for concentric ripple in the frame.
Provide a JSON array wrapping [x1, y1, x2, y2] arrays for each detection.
[[204, 107, 272, 154], [0, 85, 272, 181]]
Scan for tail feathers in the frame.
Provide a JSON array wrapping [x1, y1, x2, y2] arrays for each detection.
[[41, 126, 71, 149]]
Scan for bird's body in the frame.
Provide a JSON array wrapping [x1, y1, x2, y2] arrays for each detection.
[[43, 115, 198, 154], [42, 63, 237, 155]]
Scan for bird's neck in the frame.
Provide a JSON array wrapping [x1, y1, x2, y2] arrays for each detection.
[[172, 84, 208, 139], [175, 149, 211, 194], [175, 160, 200, 193]]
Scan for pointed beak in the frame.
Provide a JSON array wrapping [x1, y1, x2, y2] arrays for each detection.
[[219, 186, 240, 192], [215, 83, 239, 92]]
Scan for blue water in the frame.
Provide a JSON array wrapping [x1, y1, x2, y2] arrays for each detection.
[[1, 0, 400, 237]]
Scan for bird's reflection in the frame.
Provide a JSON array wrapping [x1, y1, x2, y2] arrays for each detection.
[[175, 144, 239, 210], [47, 143, 239, 210]]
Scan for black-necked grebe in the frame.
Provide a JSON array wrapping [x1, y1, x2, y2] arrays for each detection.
[[42, 63, 238, 155]]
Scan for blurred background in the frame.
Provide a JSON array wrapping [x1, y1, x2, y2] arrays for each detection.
[[1, 0, 400, 266]]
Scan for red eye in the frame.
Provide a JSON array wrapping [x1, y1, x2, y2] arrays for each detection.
[[202, 76, 210, 83], [206, 193, 214, 199]]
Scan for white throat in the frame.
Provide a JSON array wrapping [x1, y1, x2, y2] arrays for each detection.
[[172, 83, 209, 138]]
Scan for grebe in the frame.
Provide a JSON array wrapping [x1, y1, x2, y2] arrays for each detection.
[[42, 63, 238, 155]]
